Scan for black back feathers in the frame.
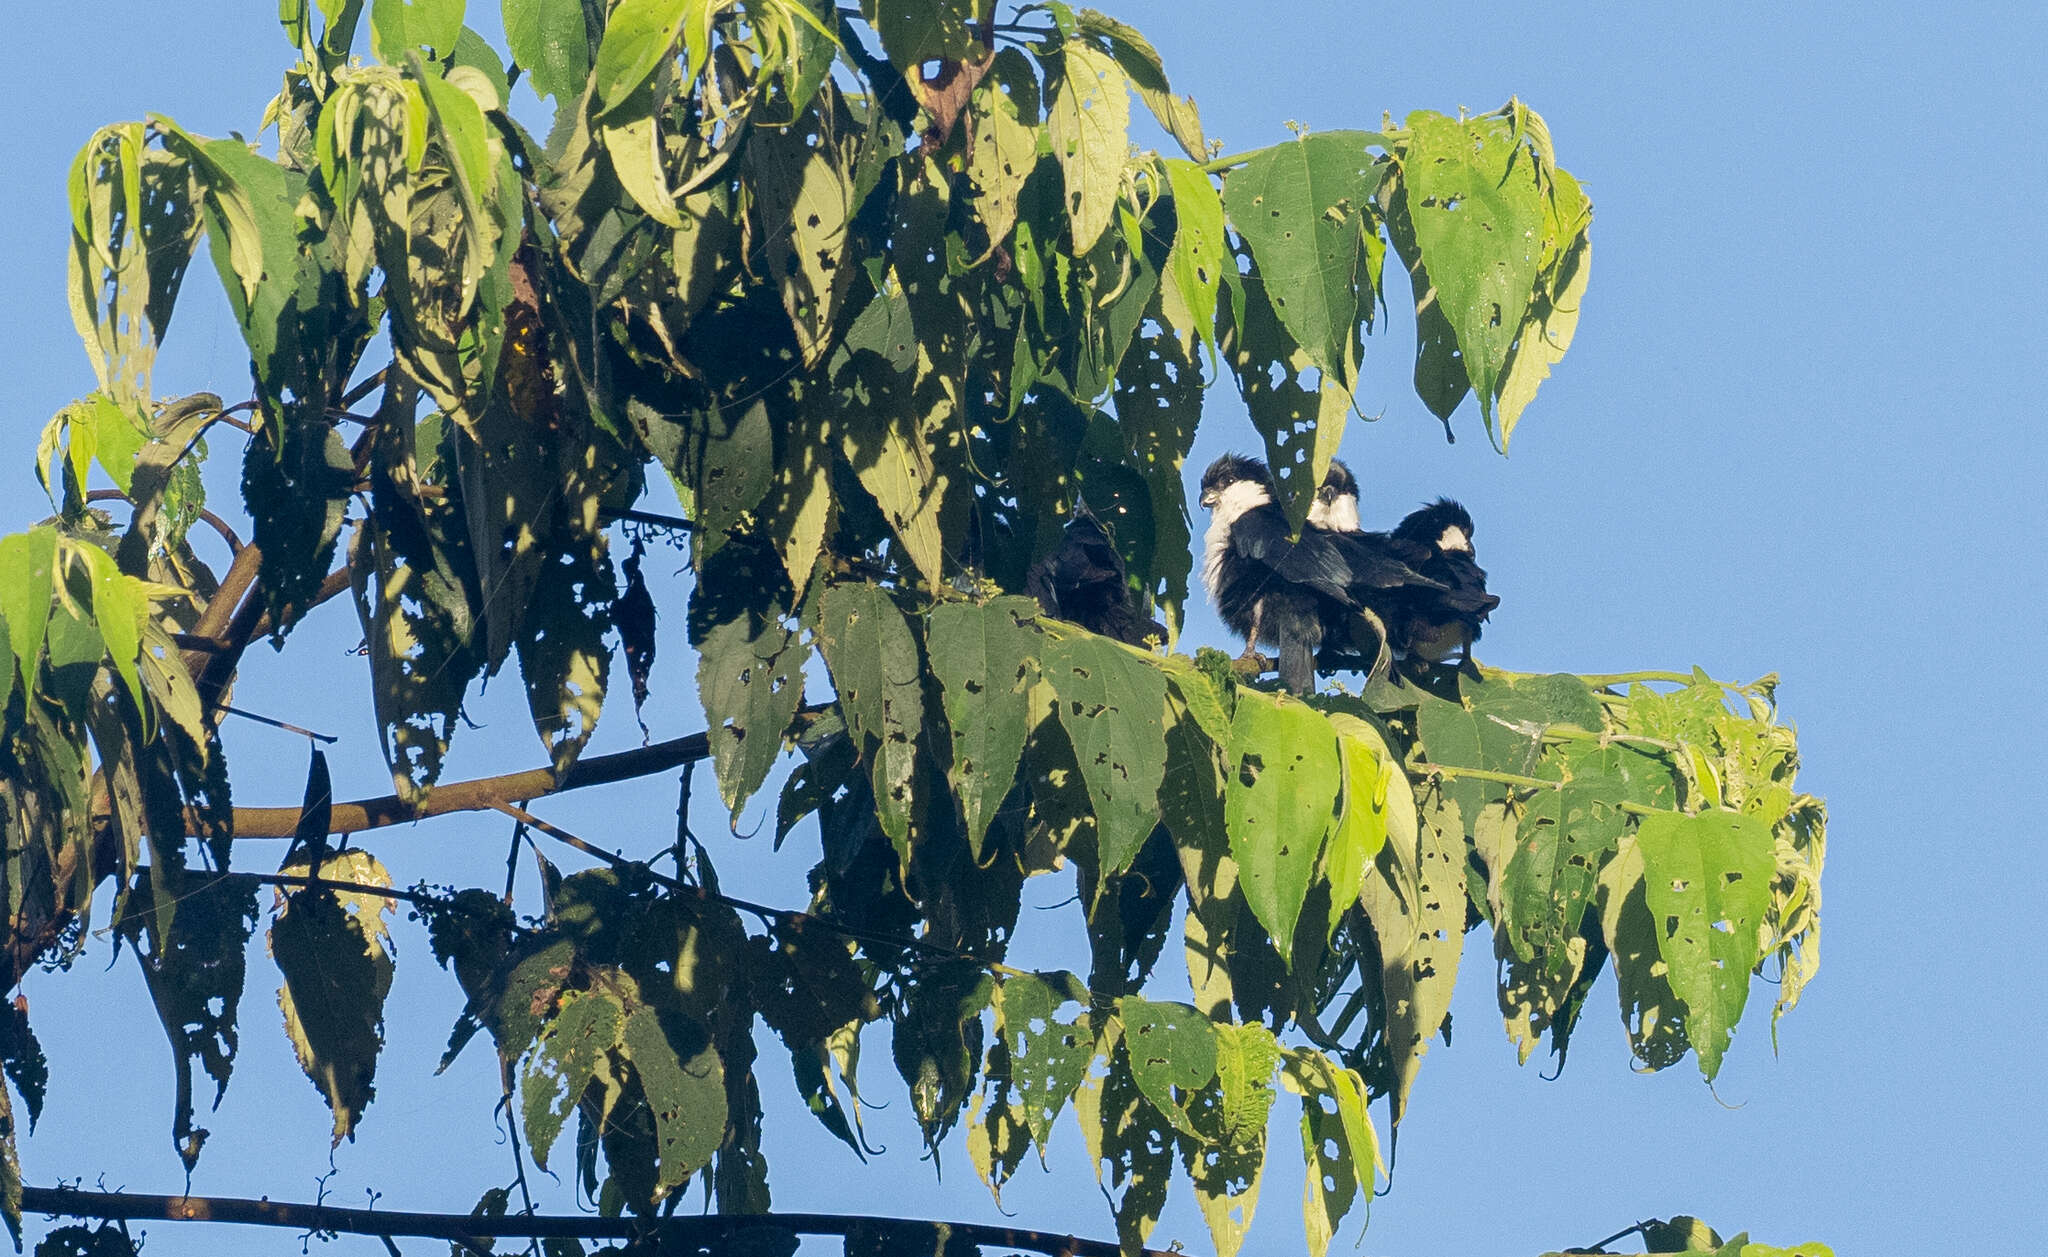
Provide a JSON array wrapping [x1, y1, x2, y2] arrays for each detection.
[[1026, 506, 1165, 647]]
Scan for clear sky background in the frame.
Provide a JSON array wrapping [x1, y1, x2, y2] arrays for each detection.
[[2, 3, 2044, 1254]]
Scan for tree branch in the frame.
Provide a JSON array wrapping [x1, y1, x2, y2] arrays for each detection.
[[221, 708, 828, 837], [18, 1186, 1172, 1257]]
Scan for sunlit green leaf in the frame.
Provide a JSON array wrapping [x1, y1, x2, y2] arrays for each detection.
[[1636, 808, 1776, 1079], [1223, 690, 1338, 960]]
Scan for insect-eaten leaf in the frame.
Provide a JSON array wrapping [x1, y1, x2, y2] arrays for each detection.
[[269, 851, 397, 1146]]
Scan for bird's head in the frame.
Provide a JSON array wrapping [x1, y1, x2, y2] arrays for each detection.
[[1394, 498, 1477, 555], [1198, 454, 1275, 512], [1308, 459, 1362, 532]]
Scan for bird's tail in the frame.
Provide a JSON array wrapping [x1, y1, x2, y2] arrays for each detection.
[[1278, 638, 1316, 695]]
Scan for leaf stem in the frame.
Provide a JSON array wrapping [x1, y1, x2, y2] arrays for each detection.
[[1419, 763, 1664, 817]]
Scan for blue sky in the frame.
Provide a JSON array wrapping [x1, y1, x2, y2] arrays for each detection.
[[2, 2, 2043, 1253]]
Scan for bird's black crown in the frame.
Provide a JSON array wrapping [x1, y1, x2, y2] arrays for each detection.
[[1393, 498, 1477, 546], [1317, 459, 1358, 504], [1200, 453, 1274, 499]]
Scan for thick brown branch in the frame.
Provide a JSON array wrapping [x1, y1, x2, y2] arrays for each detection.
[[19, 1186, 1167, 1257], [224, 710, 829, 837]]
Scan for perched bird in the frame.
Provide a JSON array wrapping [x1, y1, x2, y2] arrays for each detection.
[[1310, 462, 1499, 671], [1026, 505, 1165, 647], [1198, 454, 1436, 693], [1386, 498, 1497, 668]]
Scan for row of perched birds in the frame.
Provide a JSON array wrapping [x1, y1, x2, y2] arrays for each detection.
[[1027, 454, 1497, 694]]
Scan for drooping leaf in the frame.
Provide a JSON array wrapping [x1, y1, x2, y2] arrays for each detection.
[[927, 597, 1039, 858], [1220, 132, 1386, 389], [1223, 690, 1339, 960], [619, 1003, 728, 1190], [269, 851, 398, 1145], [1377, 786, 1466, 1125], [517, 537, 615, 778], [0, 529, 58, 704], [522, 987, 624, 1170], [997, 972, 1092, 1156], [815, 582, 923, 857], [1042, 631, 1169, 877], [1322, 711, 1392, 939], [1281, 1048, 1380, 1257], [1117, 996, 1216, 1138], [1219, 250, 1352, 533], [1047, 40, 1129, 254], [592, 0, 712, 114], [1636, 808, 1776, 1079], [1073, 8, 1204, 161], [1396, 110, 1548, 447], [1495, 165, 1592, 446]]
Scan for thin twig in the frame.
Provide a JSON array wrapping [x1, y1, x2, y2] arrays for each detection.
[[219, 704, 339, 744]]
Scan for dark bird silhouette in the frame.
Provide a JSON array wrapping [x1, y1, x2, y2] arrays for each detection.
[[1311, 462, 1500, 673], [1198, 454, 1452, 693], [1026, 505, 1165, 647]]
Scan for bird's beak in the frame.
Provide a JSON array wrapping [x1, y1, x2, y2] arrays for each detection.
[[1199, 488, 1219, 509]]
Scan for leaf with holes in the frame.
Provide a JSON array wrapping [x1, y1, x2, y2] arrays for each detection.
[[1378, 786, 1466, 1126], [619, 1003, 727, 1189], [270, 851, 397, 1146], [816, 582, 923, 858], [1221, 132, 1387, 390], [1219, 250, 1352, 533], [516, 540, 614, 778], [1322, 711, 1392, 940], [1047, 40, 1128, 254], [928, 597, 1039, 859], [1042, 632, 1168, 878], [522, 987, 623, 1171], [1636, 808, 1776, 1080], [1496, 164, 1592, 448], [1117, 996, 1216, 1138], [1223, 690, 1339, 961], [997, 972, 1092, 1156], [1397, 111, 1548, 447]]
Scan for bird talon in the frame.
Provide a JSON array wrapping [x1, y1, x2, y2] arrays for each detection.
[[1230, 649, 1268, 678]]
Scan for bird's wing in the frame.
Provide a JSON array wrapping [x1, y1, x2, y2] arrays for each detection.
[[1230, 507, 1360, 602], [1331, 531, 1452, 591]]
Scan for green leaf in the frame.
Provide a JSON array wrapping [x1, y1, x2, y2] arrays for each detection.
[[1162, 158, 1224, 362], [1280, 1048, 1380, 1257], [1219, 250, 1353, 533], [997, 974, 1093, 1156], [927, 598, 1040, 859], [503, 0, 591, 101], [1117, 996, 1216, 1137], [0, 528, 59, 704], [840, 403, 945, 589], [1223, 690, 1339, 960], [747, 110, 856, 366], [694, 576, 809, 825], [966, 72, 1040, 255], [270, 851, 398, 1146], [1322, 712, 1392, 940], [592, 0, 711, 114], [522, 988, 623, 1170], [816, 583, 924, 858], [1073, 8, 1203, 161], [1047, 40, 1129, 254], [1042, 631, 1169, 877], [1376, 786, 1466, 1125], [74, 543, 149, 720], [517, 539, 614, 778], [1496, 165, 1592, 447], [1398, 111, 1548, 448], [619, 1003, 727, 1187], [1636, 808, 1776, 1079], [1220, 132, 1386, 390], [864, 0, 980, 77], [371, 0, 467, 61], [1181, 1023, 1276, 1257]]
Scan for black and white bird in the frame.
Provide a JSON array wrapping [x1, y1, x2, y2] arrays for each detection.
[[1026, 505, 1165, 647], [1199, 455, 1447, 693], [1309, 461, 1499, 671]]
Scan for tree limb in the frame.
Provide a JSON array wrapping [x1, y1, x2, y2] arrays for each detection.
[[18, 1186, 1172, 1257], [221, 708, 829, 837]]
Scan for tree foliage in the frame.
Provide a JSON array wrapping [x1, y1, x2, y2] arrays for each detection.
[[0, 1, 1827, 1254]]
